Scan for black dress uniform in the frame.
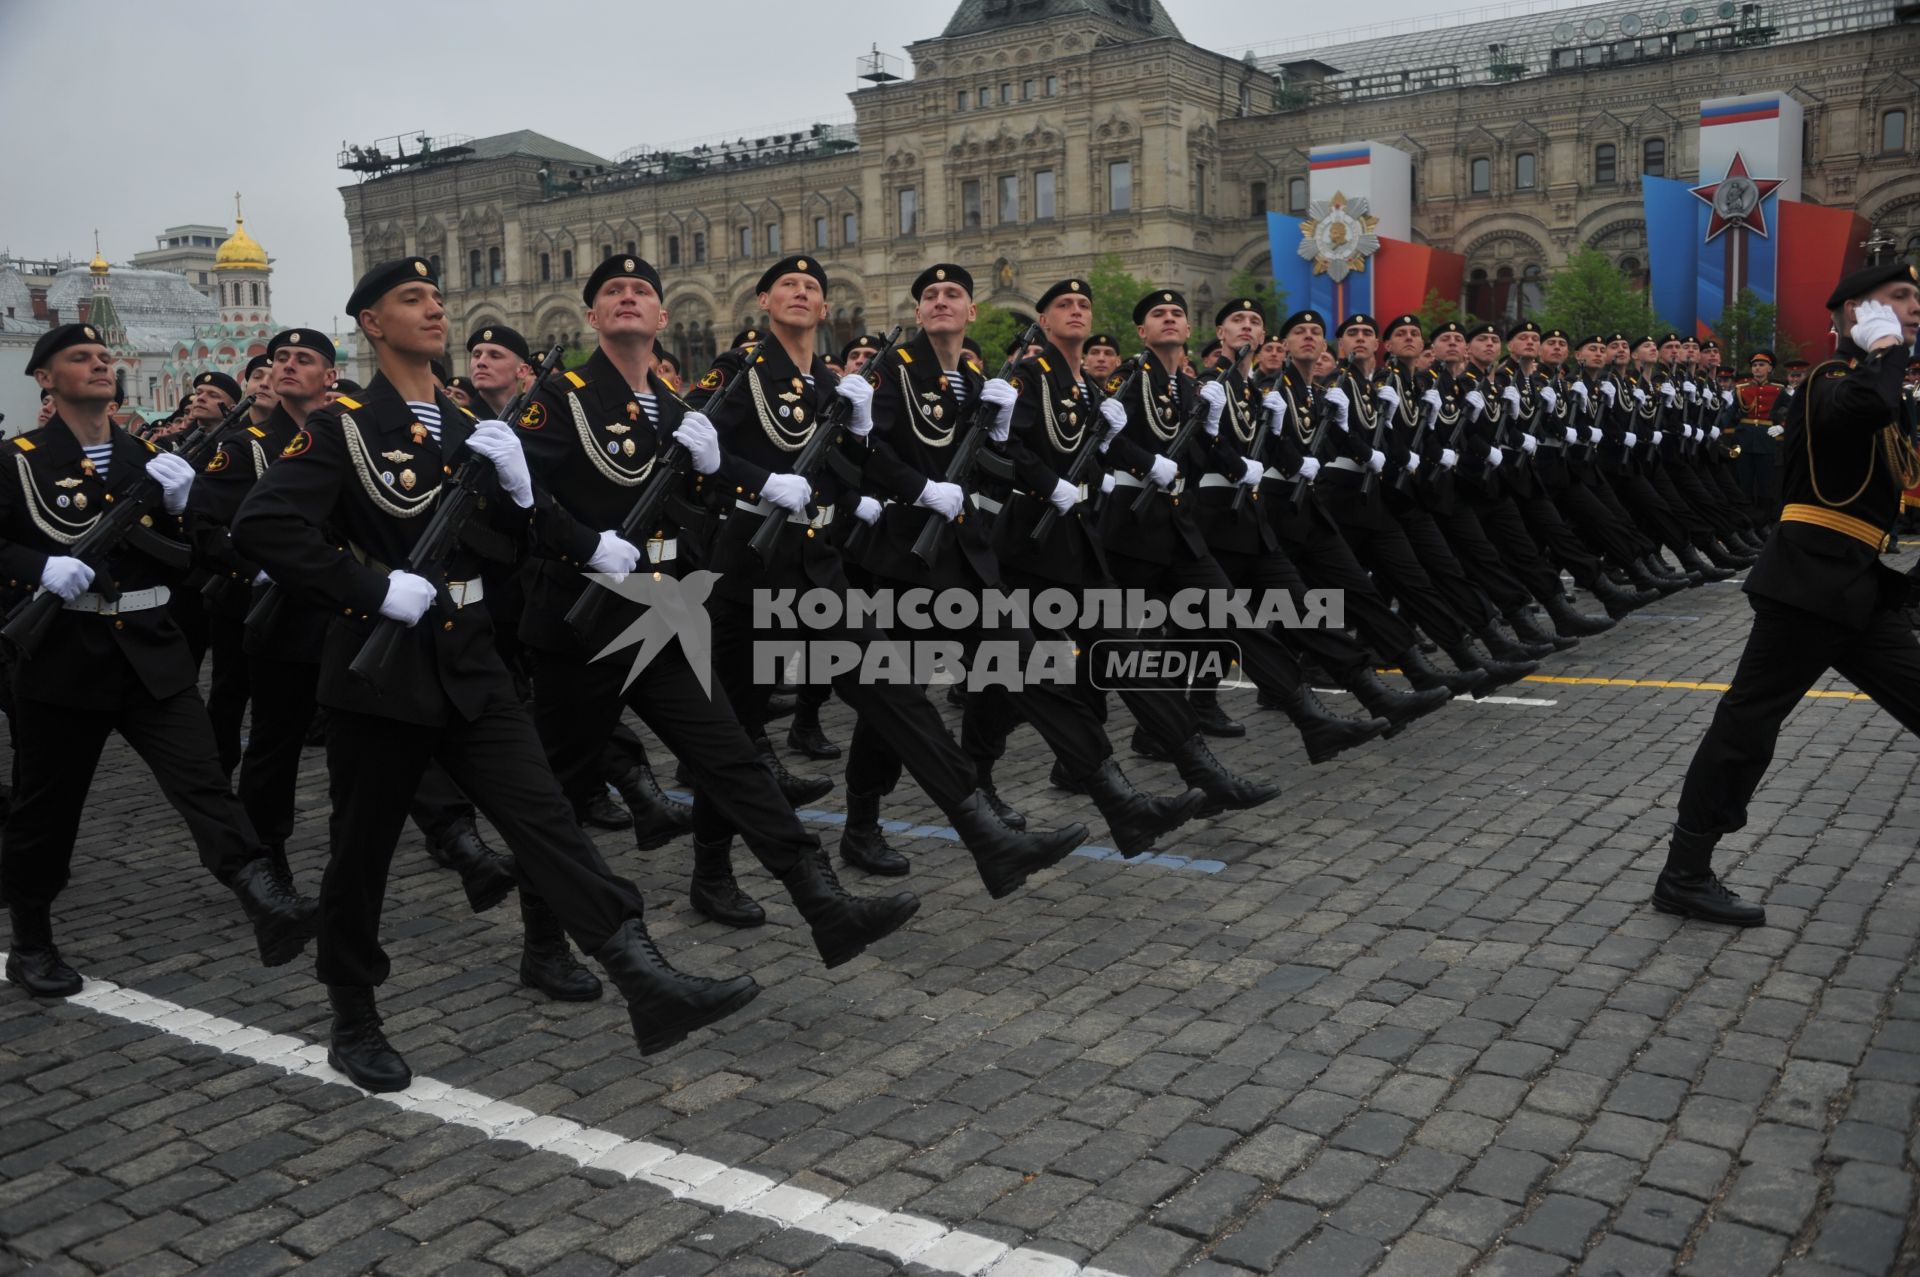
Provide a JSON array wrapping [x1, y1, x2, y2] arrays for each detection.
[[1, 338, 314, 998], [1662, 262, 1920, 928], [233, 259, 758, 1085], [179, 370, 251, 774]]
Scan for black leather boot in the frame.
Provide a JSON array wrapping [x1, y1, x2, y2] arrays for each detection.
[[426, 818, 518, 914], [4, 901, 82, 997], [1128, 727, 1172, 762], [1166, 734, 1283, 814], [593, 918, 760, 1056], [518, 893, 603, 1001], [1542, 592, 1615, 638], [1189, 687, 1245, 737], [1048, 760, 1087, 794], [1345, 666, 1451, 738], [1676, 546, 1736, 582], [230, 857, 319, 968], [949, 791, 1088, 899], [1264, 686, 1391, 764], [979, 772, 1026, 831], [839, 790, 910, 876], [1651, 825, 1764, 927], [756, 742, 831, 806], [1478, 623, 1557, 661], [1625, 558, 1687, 597], [1588, 573, 1661, 619], [762, 692, 797, 721], [1507, 607, 1583, 650], [327, 985, 412, 1092], [778, 851, 920, 968], [576, 788, 632, 831], [1398, 645, 1489, 697], [610, 760, 693, 852], [785, 702, 842, 760], [688, 837, 765, 928], [1442, 638, 1538, 698], [1705, 539, 1756, 569], [1644, 553, 1704, 587], [1075, 759, 1207, 858]]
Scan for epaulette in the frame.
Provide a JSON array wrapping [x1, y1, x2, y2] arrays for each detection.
[[12, 437, 33, 451], [1036, 356, 1053, 374], [247, 425, 266, 438], [141, 438, 157, 453], [335, 395, 363, 411], [896, 348, 914, 365], [459, 404, 477, 419], [563, 370, 588, 390]]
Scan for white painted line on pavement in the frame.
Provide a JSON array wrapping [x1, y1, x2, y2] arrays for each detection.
[[1, 957, 1131, 1277]]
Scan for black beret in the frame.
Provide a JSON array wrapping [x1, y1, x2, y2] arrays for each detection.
[[1035, 278, 1091, 311], [466, 323, 530, 362], [429, 358, 451, 385], [1383, 314, 1424, 339], [243, 354, 271, 381], [1214, 296, 1264, 327], [1336, 313, 1379, 337], [755, 254, 828, 296], [584, 254, 663, 306], [1261, 332, 1286, 348], [1464, 323, 1499, 341], [1541, 329, 1569, 343], [1699, 338, 1720, 351], [1578, 334, 1606, 349], [25, 322, 109, 375], [960, 336, 981, 356], [1748, 349, 1776, 363], [1277, 310, 1326, 338], [1632, 334, 1657, 349], [1085, 333, 1121, 353], [1199, 338, 1223, 357], [1505, 320, 1541, 341], [1133, 289, 1187, 325], [267, 328, 337, 364], [346, 256, 436, 317], [1428, 321, 1465, 342], [190, 370, 241, 402], [1606, 331, 1629, 344], [911, 263, 973, 299], [1784, 359, 1809, 369], [333, 377, 364, 394], [839, 333, 884, 364], [1824, 260, 1920, 310], [730, 327, 763, 350], [1004, 329, 1034, 357], [447, 376, 478, 398], [1656, 331, 1683, 345]]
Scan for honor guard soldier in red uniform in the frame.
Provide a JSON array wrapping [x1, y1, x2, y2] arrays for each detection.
[[1659, 261, 1920, 927], [2, 324, 317, 997], [234, 258, 759, 1090]]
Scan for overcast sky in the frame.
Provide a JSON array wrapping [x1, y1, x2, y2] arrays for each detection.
[[0, 0, 1585, 332]]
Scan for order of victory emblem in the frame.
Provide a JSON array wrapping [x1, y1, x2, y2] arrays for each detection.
[[1297, 191, 1382, 283]]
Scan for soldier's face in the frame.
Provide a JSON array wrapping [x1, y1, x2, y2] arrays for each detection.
[[1543, 336, 1569, 365], [245, 364, 278, 410], [273, 346, 335, 403], [1384, 326, 1422, 360], [36, 396, 54, 425], [1508, 332, 1540, 360], [1311, 350, 1337, 381], [759, 274, 826, 330], [1749, 358, 1772, 381], [916, 281, 975, 337], [1430, 332, 1466, 363], [1607, 339, 1630, 365], [1083, 347, 1120, 379], [36, 344, 115, 404], [590, 277, 667, 341], [1137, 304, 1189, 349], [1040, 292, 1092, 341], [1786, 368, 1805, 385], [1284, 324, 1324, 364], [1578, 344, 1606, 370], [1340, 326, 1378, 362], [1861, 280, 1920, 344], [1660, 339, 1683, 363], [1217, 311, 1262, 355], [361, 283, 446, 359], [1413, 349, 1436, 373], [843, 346, 876, 376], [187, 384, 234, 421], [1468, 333, 1501, 364], [1702, 348, 1721, 370], [1635, 340, 1660, 364], [1257, 342, 1286, 372], [469, 343, 526, 394]]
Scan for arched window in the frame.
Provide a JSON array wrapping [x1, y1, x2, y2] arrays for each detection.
[[1287, 177, 1307, 213], [1514, 153, 1536, 190], [540, 252, 551, 282], [1595, 144, 1617, 184], [1467, 267, 1492, 320], [249, 282, 260, 306], [1882, 110, 1907, 154], [1643, 137, 1666, 177], [1249, 181, 1267, 217], [1471, 157, 1491, 194], [468, 249, 482, 287], [1519, 264, 1544, 318], [488, 246, 503, 286], [561, 249, 573, 278], [1620, 255, 1642, 284]]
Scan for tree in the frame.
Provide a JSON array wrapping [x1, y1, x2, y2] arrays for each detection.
[[969, 302, 1026, 366], [1087, 254, 1152, 358], [1713, 287, 1801, 365], [1414, 287, 1475, 335], [1533, 247, 1656, 338]]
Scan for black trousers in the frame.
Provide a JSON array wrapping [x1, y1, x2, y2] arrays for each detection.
[[1393, 500, 1495, 637], [1678, 594, 1920, 837], [1210, 540, 1372, 675], [1464, 488, 1565, 603], [206, 612, 250, 778], [1550, 460, 1652, 565], [1313, 490, 1476, 648], [1104, 544, 1303, 698], [1510, 484, 1607, 588], [1647, 465, 1718, 543], [1664, 460, 1742, 540], [1612, 469, 1697, 557], [531, 643, 816, 875], [2, 685, 258, 907], [321, 703, 647, 987], [1280, 504, 1428, 653]]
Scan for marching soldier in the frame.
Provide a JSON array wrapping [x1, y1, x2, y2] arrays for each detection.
[[2, 324, 317, 997], [234, 258, 761, 1090], [1658, 262, 1920, 928], [1081, 332, 1123, 386]]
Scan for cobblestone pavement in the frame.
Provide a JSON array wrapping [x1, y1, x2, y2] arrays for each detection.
[[5, 559, 1920, 1277]]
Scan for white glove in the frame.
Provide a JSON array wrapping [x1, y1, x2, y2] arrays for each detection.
[[38, 555, 94, 601], [1767, 424, 1785, 440], [1376, 384, 1402, 414], [1439, 448, 1459, 470], [1652, 430, 1664, 446], [145, 452, 196, 515], [1520, 434, 1538, 456], [1100, 472, 1116, 495], [1632, 387, 1648, 406], [1296, 456, 1321, 481], [1366, 449, 1386, 474], [1570, 382, 1590, 405], [914, 480, 964, 521], [1600, 382, 1617, 403], [836, 374, 874, 436], [1097, 398, 1128, 451], [1322, 386, 1349, 429], [1421, 388, 1442, 415], [1624, 432, 1638, 448], [1147, 455, 1179, 489], [1683, 425, 1697, 442], [1540, 386, 1559, 412], [1404, 452, 1421, 475], [587, 530, 642, 583], [1565, 427, 1580, 445], [1263, 391, 1287, 435], [760, 472, 812, 514], [1466, 390, 1487, 417], [1487, 445, 1505, 468], [1501, 385, 1523, 412], [1588, 427, 1603, 445], [980, 377, 1017, 438], [1682, 380, 1697, 396], [465, 420, 533, 508], [379, 570, 435, 626], [1237, 458, 1262, 486], [1660, 384, 1677, 405], [672, 412, 722, 475], [1852, 299, 1905, 350], [1198, 381, 1227, 436], [1047, 478, 1079, 514], [253, 569, 271, 586], [855, 495, 883, 525]]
